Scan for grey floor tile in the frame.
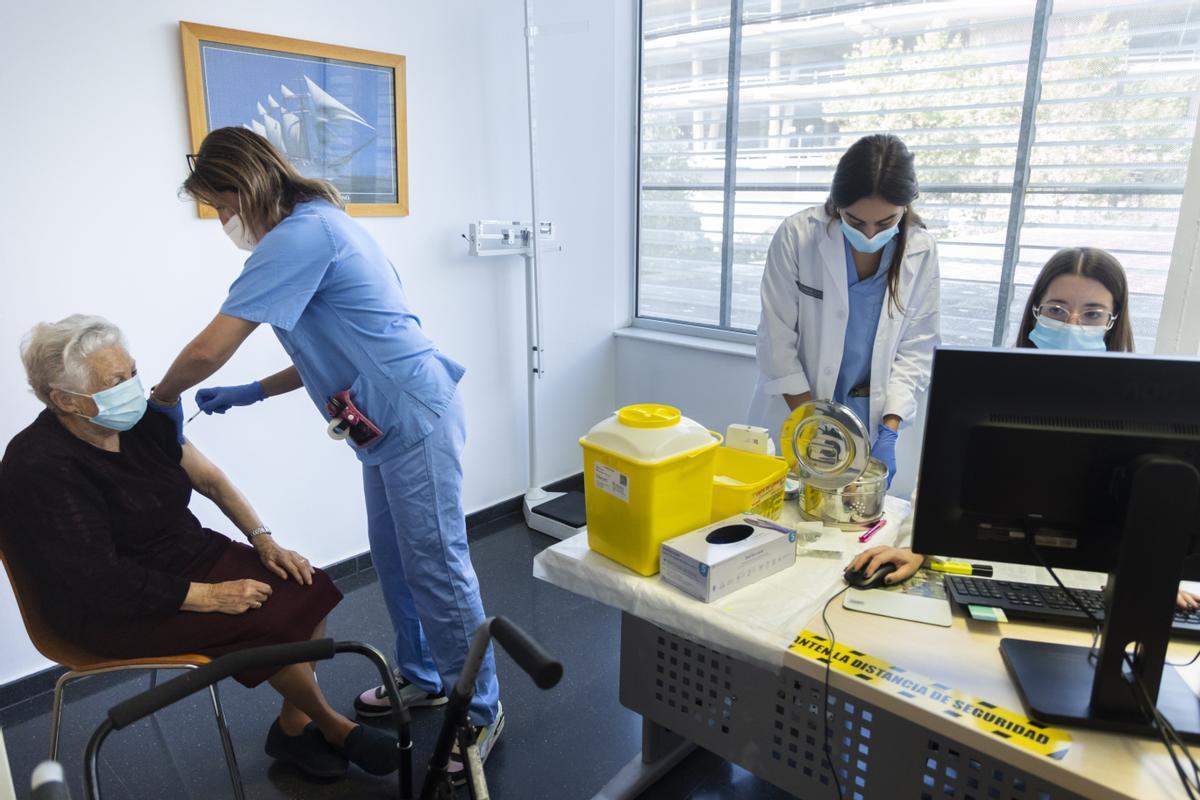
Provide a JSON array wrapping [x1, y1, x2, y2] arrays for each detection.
[[0, 514, 794, 799]]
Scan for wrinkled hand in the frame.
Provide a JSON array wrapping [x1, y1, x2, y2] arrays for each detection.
[[207, 579, 272, 614], [870, 424, 898, 489], [147, 389, 185, 444], [195, 382, 266, 415], [848, 546, 924, 585], [1179, 590, 1200, 612], [252, 535, 314, 585]]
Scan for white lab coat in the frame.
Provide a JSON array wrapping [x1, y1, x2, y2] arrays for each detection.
[[747, 205, 941, 445]]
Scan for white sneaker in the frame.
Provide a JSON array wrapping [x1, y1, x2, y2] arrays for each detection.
[[448, 701, 505, 784], [354, 673, 447, 718]]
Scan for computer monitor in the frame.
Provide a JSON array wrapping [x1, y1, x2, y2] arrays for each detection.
[[912, 346, 1200, 740]]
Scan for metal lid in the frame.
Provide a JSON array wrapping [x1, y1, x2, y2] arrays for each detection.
[[781, 399, 870, 490]]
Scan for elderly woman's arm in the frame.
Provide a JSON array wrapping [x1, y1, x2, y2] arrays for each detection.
[[180, 441, 314, 585]]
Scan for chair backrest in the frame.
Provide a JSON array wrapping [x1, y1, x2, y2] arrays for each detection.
[[0, 533, 98, 669]]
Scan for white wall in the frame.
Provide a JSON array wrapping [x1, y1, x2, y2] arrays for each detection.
[[1158, 111, 1200, 356], [0, 1, 631, 685]]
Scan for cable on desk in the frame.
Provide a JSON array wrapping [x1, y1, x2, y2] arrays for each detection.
[[1026, 540, 1200, 800], [821, 585, 850, 800], [1168, 649, 1200, 668]]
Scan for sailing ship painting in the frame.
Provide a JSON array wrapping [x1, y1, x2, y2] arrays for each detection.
[[197, 40, 399, 205], [244, 75, 377, 180]]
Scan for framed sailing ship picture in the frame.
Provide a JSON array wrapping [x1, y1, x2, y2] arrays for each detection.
[[180, 22, 408, 217]]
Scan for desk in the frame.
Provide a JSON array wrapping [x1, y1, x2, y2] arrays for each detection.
[[535, 507, 1200, 800]]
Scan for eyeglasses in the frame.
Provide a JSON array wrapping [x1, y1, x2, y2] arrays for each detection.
[[1034, 303, 1117, 330], [186, 153, 199, 173]]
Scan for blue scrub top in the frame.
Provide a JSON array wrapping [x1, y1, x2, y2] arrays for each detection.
[[833, 235, 893, 429], [220, 200, 464, 464]]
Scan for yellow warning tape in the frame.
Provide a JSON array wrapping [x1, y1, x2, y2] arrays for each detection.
[[789, 630, 1072, 760]]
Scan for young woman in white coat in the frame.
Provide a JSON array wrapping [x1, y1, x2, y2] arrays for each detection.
[[748, 134, 940, 487]]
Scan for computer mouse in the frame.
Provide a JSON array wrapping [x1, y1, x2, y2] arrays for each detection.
[[843, 562, 897, 590]]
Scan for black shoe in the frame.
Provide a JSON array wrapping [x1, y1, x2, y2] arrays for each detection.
[[341, 724, 400, 776], [264, 720, 349, 779]]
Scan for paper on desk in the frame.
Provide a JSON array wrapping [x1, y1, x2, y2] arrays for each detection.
[[533, 496, 911, 671], [968, 562, 1106, 591]]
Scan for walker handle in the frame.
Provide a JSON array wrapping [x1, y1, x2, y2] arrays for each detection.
[[107, 639, 337, 729], [490, 616, 562, 690]]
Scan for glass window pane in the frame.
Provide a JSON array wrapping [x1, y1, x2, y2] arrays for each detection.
[[921, 190, 1013, 346], [638, 0, 1200, 344], [640, 189, 726, 324], [1012, 0, 1200, 351], [639, 3, 732, 325], [730, 3, 1036, 342], [730, 190, 828, 331], [644, 0, 732, 37]]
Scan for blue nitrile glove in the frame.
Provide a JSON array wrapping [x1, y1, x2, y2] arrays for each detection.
[[148, 396, 185, 444], [195, 381, 266, 415], [870, 424, 899, 490]]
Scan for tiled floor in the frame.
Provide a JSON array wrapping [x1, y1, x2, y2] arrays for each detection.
[[0, 514, 796, 799]]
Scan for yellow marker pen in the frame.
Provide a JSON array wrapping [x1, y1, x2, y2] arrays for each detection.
[[929, 560, 994, 577]]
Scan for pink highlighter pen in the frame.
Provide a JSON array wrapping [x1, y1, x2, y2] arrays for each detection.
[[858, 518, 886, 544]]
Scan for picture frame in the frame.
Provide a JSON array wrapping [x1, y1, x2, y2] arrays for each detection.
[[180, 21, 408, 218]]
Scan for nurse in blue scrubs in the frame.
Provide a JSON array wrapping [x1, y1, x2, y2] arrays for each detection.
[[150, 128, 503, 774], [834, 230, 890, 438]]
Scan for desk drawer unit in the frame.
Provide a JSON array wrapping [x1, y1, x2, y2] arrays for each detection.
[[619, 613, 1085, 800]]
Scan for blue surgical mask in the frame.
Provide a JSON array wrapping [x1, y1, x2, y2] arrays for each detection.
[[841, 220, 899, 254], [64, 375, 148, 431], [1028, 317, 1109, 352]]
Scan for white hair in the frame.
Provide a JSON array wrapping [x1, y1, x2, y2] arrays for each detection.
[[20, 315, 128, 406]]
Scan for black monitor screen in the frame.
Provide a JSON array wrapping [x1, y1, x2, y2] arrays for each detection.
[[911, 347, 1200, 573]]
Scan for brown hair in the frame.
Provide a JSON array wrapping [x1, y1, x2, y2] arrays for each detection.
[[1014, 247, 1134, 352], [823, 134, 925, 316], [182, 127, 344, 240]]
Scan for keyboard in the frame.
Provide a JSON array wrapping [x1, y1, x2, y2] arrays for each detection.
[[945, 575, 1200, 640]]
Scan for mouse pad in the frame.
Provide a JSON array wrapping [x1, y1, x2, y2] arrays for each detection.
[[842, 569, 952, 626]]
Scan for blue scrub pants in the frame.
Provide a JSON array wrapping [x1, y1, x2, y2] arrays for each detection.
[[362, 392, 499, 725]]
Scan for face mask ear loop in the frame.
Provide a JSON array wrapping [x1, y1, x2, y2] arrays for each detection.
[[51, 386, 94, 422]]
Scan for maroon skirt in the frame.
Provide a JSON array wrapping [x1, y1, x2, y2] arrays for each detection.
[[93, 540, 343, 687]]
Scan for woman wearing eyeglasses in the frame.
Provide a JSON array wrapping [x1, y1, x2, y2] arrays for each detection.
[[849, 247, 1200, 610], [1014, 246, 1132, 352]]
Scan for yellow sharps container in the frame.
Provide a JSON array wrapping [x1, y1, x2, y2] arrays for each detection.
[[580, 404, 720, 576]]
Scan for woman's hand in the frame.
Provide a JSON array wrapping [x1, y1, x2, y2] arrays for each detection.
[[195, 382, 266, 415], [847, 546, 924, 585], [182, 580, 272, 614], [870, 424, 899, 490], [252, 534, 314, 585], [1178, 590, 1200, 612]]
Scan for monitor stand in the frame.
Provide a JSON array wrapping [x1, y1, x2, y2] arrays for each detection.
[[1000, 455, 1200, 741]]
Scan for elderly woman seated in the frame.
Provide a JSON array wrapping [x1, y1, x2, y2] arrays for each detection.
[[0, 315, 396, 780]]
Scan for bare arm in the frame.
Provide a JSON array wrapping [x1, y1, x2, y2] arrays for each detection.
[[261, 365, 304, 397], [180, 441, 314, 584], [181, 441, 264, 537], [153, 314, 260, 403]]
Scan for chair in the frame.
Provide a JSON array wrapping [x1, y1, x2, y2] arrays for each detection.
[[0, 545, 244, 799]]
